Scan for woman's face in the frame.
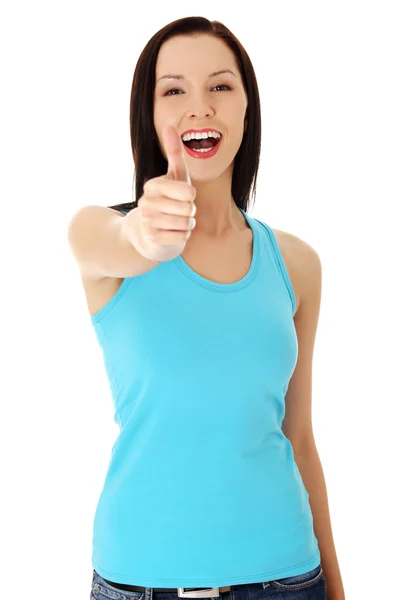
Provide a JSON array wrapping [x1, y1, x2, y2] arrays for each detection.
[[153, 34, 248, 183]]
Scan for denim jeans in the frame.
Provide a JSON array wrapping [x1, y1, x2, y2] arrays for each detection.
[[90, 564, 327, 600]]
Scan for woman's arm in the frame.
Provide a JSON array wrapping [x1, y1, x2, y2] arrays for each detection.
[[281, 237, 345, 599], [295, 445, 345, 600]]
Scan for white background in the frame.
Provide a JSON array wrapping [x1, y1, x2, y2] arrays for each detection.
[[1, 2, 399, 598]]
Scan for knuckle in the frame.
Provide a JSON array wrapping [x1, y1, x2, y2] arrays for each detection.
[[183, 183, 196, 201], [143, 176, 161, 194], [141, 213, 151, 226], [173, 181, 193, 201], [143, 179, 152, 193], [146, 228, 157, 242], [138, 200, 151, 217], [178, 201, 192, 217]]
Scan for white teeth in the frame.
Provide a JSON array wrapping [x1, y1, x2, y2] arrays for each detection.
[[181, 131, 221, 142], [193, 147, 213, 153]]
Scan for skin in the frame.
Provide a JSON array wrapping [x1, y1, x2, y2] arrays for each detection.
[[153, 33, 248, 238]]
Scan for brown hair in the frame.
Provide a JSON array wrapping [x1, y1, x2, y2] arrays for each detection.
[[109, 16, 262, 215]]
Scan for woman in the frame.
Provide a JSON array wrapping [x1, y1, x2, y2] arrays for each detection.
[[68, 15, 344, 600]]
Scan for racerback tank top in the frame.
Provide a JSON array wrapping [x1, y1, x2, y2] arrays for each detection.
[[89, 207, 321, 586]]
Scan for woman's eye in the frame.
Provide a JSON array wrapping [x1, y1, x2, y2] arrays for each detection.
[[163, 84, 232, 96]]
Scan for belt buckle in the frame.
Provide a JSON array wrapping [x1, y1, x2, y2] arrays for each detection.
[[177, 588, 220, 598]]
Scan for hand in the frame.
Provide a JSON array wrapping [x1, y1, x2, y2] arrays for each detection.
[[126, 124, 197, 262]]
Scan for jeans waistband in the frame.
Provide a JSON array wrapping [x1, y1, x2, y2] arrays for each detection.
[[102, 577, 261, 595]]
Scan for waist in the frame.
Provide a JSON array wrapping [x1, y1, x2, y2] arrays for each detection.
[[101, 576, 260, 595]]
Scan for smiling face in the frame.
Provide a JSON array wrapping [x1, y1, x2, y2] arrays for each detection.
[[153, 34, 248, 183]]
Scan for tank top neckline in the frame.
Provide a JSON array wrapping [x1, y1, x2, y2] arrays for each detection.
[[172, 207, 260, 292]]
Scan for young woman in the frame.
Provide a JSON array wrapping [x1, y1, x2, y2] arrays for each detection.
[[68, 15, 344, 600]]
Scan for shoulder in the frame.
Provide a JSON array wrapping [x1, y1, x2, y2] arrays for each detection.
[[271, 227, 322, 314]]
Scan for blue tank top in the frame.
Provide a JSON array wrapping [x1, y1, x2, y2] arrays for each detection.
[[90, 207, 321, 586]]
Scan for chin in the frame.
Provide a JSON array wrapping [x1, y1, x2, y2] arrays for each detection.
[[191, 165, 230, 183], [190, 174, 220, 185]]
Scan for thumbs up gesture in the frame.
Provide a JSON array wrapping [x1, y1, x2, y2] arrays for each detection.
[[164, 124, 192, 184], [126, 125, 197, 262]]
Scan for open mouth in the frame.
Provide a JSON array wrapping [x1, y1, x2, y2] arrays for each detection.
[[182, 136, 221, 151], [181, 130, 223, 152]]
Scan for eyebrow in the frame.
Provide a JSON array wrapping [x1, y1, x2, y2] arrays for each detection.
[[156, 69, 238, 84]]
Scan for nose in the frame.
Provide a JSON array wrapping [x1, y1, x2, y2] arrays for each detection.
[[186, 98, 216, 120]]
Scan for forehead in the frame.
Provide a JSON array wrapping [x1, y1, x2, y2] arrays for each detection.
[[155, 34, 237, 78]]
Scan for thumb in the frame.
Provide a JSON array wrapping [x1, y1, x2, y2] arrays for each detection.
[[163, 125, 191, 184]]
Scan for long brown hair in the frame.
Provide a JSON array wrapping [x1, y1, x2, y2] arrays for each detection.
[[109, 16, 262, 215]]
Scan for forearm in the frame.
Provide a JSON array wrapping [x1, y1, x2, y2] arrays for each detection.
[[294, 444, 346, 600]]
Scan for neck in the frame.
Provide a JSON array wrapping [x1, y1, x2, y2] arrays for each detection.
[[190, 169, 245, 238]]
